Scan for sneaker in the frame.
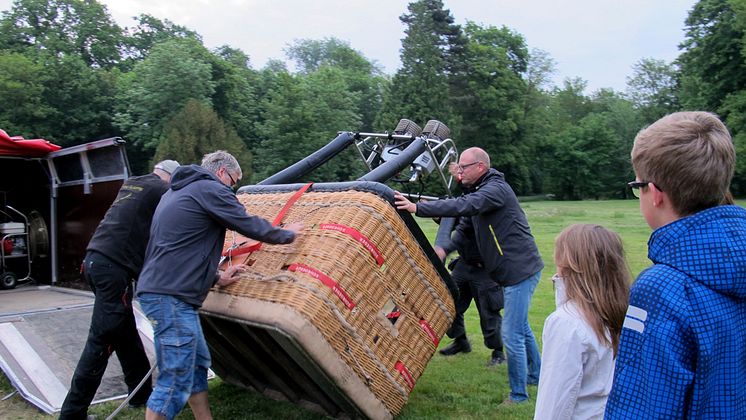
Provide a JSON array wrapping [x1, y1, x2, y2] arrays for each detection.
[[438, 338, 472, 356], [487, 351, 505, 367], [128, 401, 147, 409]]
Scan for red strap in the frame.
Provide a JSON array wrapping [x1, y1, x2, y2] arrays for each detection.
[[272, 182, 313, 226], [222, 241, 261, 258], [395, 361, 415, 389], [288, 263, 355, 310], [318, 223, 385, 266], [419, 319, 439, 346], [222, 182, 313, 258]]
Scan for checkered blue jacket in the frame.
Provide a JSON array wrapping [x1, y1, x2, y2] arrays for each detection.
[[605, 205, 746, 419]]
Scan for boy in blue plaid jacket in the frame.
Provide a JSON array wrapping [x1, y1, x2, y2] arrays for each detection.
[[605, 112, 746, 419]]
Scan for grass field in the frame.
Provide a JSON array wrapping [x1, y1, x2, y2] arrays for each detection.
[[2, 199, 743, 419]]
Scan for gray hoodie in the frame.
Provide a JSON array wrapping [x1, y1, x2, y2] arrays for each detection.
[[136, 164, 295, 306]]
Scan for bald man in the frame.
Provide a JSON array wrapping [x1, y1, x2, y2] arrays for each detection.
[[395, 147, 543, 405]]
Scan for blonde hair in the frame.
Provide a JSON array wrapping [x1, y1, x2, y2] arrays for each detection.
[[631, 111, 735, 216], [554, 224, 631, 356]]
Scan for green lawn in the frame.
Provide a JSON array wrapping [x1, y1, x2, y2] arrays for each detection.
[[2, 199, 743, 419]]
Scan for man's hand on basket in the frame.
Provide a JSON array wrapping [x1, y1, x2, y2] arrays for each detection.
[[217, 264, 248, 287], [284, 222, 304, 236], [394, 191, 417, 213]]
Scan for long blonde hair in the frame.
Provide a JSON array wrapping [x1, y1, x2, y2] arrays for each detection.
[[554, 224, 631, 356]]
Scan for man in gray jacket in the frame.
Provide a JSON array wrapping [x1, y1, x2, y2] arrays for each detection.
[[136, 151, 302, 420], [395, 147, 543, 405]]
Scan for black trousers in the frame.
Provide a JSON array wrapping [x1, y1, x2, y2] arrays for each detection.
[[59, 251, 152, 420], [446, 259, 504, 352]]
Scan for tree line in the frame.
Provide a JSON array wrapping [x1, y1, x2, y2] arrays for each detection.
[[0, 0, 743, 199]]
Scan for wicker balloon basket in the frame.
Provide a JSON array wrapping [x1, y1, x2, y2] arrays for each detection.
[[199, 182, 456, 419]]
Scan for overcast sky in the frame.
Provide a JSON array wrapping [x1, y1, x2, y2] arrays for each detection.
[[0, 0, 698, 92]]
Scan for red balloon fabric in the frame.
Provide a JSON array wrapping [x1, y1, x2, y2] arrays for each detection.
[[0, 129, 61, 157]]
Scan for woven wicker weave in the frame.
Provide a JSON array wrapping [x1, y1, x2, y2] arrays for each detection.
[[200, 186, 456, 419]]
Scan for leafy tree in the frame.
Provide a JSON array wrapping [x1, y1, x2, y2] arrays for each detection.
[[153, 99, 253, 182], [286, 37, 385, 130], [719, 0, 746, 195], [678, 0, 746, 111], [549, 78, 593, 129], [540, 83, 641, 200], [375, 0, 462, 131], [0, 52, 54, 137], [254, 68, 362, 182], [719, 91, 746, 194], [525, 48, 556, 92], [121, 13, 200, 64], [286, 37, 374, 74], [590, 89, 644, 196], [625, 58, 679, 122], [455, 22, 531, 193], [0, 0, 124, 68], [545, 112, 626, 200], [677, 0, 746, 194], [0, 0, 120, 145], [208, 46, 262, 149], [39, 54, 119, 145], [0, 50, 118, 145], [214, 45, 252, 69], [113, 38, 216, 153], [521, 48, 557, 193]]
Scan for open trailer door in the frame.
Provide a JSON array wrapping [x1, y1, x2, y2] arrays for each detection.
[[45, 138, 130, 285]]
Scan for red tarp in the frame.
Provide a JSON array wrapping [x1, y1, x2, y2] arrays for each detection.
[[0, 129, 61, 157]]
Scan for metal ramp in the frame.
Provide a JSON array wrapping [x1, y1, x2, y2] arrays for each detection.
[[0, 285, 156, 414]]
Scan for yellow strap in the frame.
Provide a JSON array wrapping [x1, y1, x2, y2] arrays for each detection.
[[489, 225, 504, 255]]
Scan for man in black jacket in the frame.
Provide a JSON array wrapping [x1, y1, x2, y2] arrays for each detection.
[[60, 159, 180, 420], [434, 175, 505, 367], [395, 147, 543, 405]]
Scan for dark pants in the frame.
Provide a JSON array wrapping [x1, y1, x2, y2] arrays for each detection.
[[446, 259, 504, 352], [59, 251, 152, 420]]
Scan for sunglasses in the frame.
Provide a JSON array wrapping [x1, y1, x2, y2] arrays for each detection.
[[627, 181, 662, 198]]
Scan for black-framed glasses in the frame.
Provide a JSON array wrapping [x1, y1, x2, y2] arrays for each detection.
[[627, 181, 662, 198], [457, 162, 480, 172], [224, 168, 238, 188]]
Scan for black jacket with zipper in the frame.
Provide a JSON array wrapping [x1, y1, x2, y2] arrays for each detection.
[[416, 168, 543, 286]]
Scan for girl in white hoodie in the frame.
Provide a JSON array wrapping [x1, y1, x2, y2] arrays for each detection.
[[534, 224, 631, 420]]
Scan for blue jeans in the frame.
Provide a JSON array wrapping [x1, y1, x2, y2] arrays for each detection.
[[138, 293, 210, 420], [502, 271, 542, 402]]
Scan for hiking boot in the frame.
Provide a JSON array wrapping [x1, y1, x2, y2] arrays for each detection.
[[487, 350, 505, 367], [439, 337, 472, 356]]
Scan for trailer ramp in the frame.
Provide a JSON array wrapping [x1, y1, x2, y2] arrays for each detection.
[[0, 285, 155, 414]]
